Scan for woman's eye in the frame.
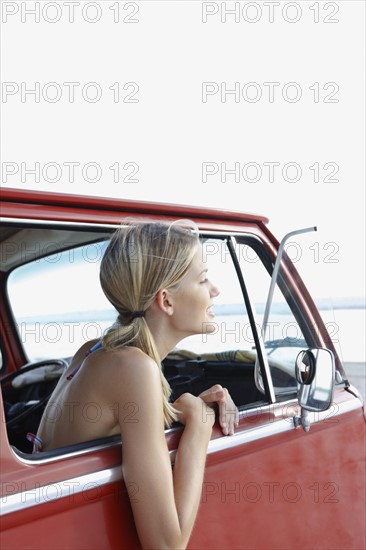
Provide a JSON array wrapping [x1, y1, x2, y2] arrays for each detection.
[[201, 278, 208, 284]]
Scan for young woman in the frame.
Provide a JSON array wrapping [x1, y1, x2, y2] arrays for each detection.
[[35, 220, 239, 549]]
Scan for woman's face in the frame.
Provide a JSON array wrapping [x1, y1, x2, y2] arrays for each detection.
[[170, 244, 220, 338]]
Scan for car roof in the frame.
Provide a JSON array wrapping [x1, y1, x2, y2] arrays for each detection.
[[0, 187, 269, 225]]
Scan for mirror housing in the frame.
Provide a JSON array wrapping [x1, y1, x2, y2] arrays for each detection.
[[294, 348, 335, 432]]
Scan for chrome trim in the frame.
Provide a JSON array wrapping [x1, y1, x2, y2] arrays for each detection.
[[0, 217, 260, 239], [208, 418, 292, 454], [0, 466, 122, 516], [261, 227, 317, 335], [2, 397, 361, 516], [0, 217, 119, 230], [207, 397, 361, 454], [10, 438, 122, 466]]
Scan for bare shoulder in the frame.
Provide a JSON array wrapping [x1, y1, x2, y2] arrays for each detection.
[[101, 346, 161, 391], [104, 345, 155, 368], [100, 347, 165, 433], [67, 343, 160, 400]]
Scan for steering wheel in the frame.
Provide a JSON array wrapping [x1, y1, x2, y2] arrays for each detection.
[[1, 359, 68, 429]]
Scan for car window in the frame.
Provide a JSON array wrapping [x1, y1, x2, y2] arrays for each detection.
[[7, 239, 115, 361]]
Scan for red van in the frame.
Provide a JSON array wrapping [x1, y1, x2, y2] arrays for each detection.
[[0, 188, 365, 549]]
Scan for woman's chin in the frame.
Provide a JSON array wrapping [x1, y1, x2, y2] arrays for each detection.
[[201, 320, 218, 334]]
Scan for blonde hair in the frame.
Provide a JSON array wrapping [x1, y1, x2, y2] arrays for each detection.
[[99, 220, 199, 427]]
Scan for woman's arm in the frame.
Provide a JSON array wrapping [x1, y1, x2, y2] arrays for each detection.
[[171, 393, 214, 538], [108, 349, 213, 550]]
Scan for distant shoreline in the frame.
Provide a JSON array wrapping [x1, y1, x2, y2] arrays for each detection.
[[17, 298, 366, 324]]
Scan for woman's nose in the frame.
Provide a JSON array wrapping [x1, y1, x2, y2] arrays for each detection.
[[210, 282, 220, 297]]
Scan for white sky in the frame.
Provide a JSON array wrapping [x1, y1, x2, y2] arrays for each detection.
[[1, 0, 365, 301]]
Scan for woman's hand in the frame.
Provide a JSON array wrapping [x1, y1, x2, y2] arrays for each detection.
[[198, 385, 239, 436], [173, 392, 215, 430]]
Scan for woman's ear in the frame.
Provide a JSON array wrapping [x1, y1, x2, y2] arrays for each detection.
[[155, 288, 174, 316]]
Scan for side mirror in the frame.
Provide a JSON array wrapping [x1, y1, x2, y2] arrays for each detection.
[[294, 348, 335, 431]]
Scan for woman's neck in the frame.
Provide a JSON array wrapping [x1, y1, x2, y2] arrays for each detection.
[[145, 311, 182, 362]]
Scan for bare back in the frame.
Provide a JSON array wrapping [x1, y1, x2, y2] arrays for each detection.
[[37, 340, 132, 450]]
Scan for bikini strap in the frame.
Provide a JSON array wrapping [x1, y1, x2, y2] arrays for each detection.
[[66, 340, 103, 381], [26, 432, 43, 453]]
